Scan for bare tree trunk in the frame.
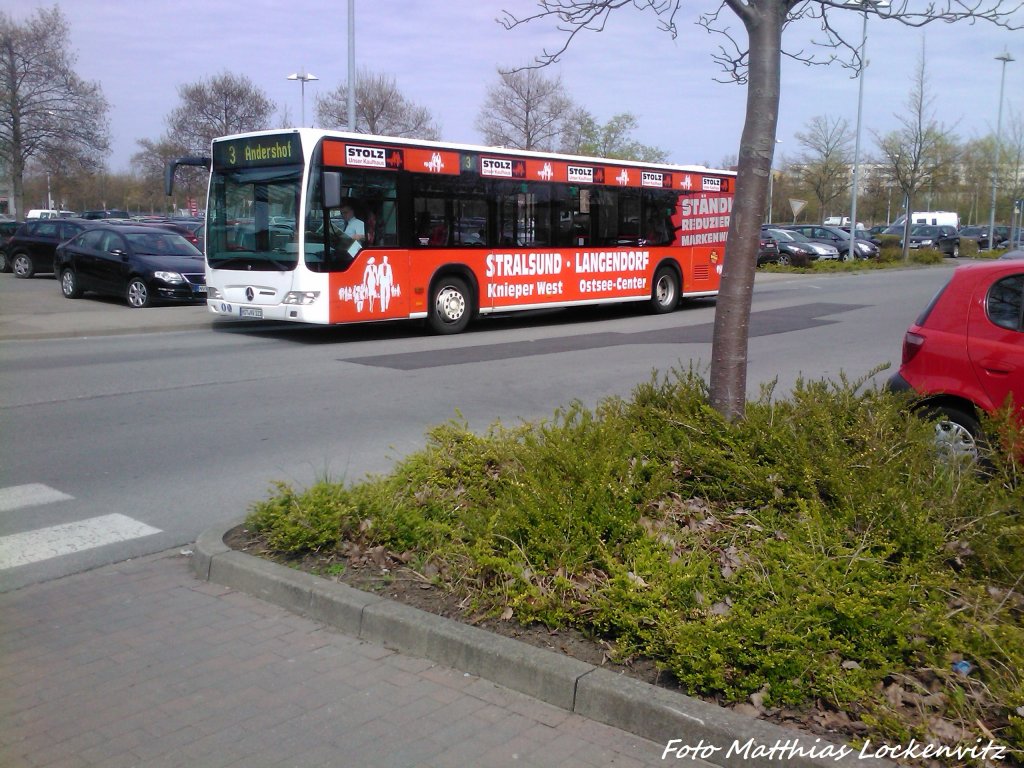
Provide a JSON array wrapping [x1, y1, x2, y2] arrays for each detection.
[[902, 194, 914, 260], [709, 3, 785, 420]]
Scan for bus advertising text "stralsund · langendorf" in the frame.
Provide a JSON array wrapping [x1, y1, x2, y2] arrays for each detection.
[[166, 129, 735, 334]]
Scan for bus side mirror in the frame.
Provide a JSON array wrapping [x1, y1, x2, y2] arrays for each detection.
[[164, 156, 211, 196], [323, 171, 342, 209]]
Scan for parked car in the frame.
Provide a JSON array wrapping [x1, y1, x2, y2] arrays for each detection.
[[54, 224, 206, 308], [780, 225, 879, 260], [164, 219, 204, 249], [958, 225, 1005, 250], [900, 224, 961, 257], [108, 218, 202, 249], [80, 209, 131, 220], [888, 260, 1023, 462], [755, 233, 780, 265], [760, 228, 818, 266], [0, 219, 21, 271], [4, 218, 97, 278], [782, 229, 841, 261]]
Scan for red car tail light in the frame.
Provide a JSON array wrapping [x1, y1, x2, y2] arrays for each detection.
[[902, 331, 925, 364]]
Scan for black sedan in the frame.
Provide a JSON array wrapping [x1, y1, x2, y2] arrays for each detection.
[[958, 225, 1008, 250], [901, 224, 961, 257], [4, 218, 96, 277], [55, 225, 206, 308]]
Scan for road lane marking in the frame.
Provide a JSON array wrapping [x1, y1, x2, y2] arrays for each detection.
[[0, 513, 162, 569], [0, 483, 74, 513]]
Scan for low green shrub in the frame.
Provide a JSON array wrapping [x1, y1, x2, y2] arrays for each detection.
[[876, 246, 945, 265], [960, 238, 980, 258], [247, 371, 1023, 756], [908, 247, 946, 264]]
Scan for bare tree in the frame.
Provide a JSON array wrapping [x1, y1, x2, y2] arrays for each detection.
[[794, 115, 853, 220], [0, 6, 110, 217], [315, 69, 440, 139], [874, 45, 960, 258], [957, 137, 996, 225], [1002, 109, 1024, 228], [166, 72, 275, 156], [131, 136, 203, 214], [561, 110, 669, 162], [475, 68, 574, 151], [500, 0, 1022, 420]]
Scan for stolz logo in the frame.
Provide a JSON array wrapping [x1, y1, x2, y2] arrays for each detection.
[[346, 145, 387, 168], [642, 171, 667, 188], [567, 166, 594, 184], [703, 177, 722, 192], [481, 157, 513, 178]]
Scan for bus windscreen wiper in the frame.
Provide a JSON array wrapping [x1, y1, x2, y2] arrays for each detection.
[[209, 255, 293, 271]]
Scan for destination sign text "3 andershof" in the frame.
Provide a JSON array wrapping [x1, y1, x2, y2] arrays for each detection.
[[213, 134, 302, 169]]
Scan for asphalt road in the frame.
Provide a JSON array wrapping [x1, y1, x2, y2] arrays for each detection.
[[0, 262, 957, 592]]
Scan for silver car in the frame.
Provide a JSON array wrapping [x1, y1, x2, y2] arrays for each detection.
[[773, 228, 840, 260]]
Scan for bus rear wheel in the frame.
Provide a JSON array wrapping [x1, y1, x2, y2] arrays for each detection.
[[429, 276, 472, 334], [649, 266, 679, 314]]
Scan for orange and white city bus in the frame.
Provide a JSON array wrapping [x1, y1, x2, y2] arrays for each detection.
[[169, 128, 734, 334]]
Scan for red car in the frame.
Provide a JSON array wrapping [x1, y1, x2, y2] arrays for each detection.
[[889, 260, 1023, 460]]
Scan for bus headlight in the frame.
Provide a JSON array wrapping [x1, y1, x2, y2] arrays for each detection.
[[283, 291, 320, 305], [154, 270, 184, 284], [207, 287, 222, 300]]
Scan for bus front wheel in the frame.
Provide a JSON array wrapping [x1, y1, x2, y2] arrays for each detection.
[[429, 276, 472, 334], [649, 266, 680, 314]]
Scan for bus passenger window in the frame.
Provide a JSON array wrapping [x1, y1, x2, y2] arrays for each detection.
[[414, 199, 448, 246]]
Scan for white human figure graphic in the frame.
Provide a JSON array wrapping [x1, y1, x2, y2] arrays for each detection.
[[378, 256, 394, 312], [362, 257, 378, 313]]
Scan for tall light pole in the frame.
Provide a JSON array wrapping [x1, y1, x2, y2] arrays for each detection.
[[347, 0, 356, 131], [287, 69, 319, 127], [847, 0, 888, 260], [766, 139, 782, 223], [988, 51, 1014, 251]]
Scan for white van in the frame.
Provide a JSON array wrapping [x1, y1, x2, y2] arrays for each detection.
[[822, 216, 865, 230], [892, 211, 960, 229], [25, 209, 61, 220]]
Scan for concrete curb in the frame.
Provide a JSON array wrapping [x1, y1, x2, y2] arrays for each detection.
[[193, 519, 893, 768]]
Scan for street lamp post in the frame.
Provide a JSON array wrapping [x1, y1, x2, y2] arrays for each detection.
[[988, 51, 1014, 251], [347, 0, 356, 130], [847, 0, 888, 260], [767, 139, 782, 223], [287, 69, 319, 127]]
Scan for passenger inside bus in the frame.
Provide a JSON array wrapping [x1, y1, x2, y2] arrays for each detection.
[[428, 220, 448, 245], [644, 213, 674, 246]]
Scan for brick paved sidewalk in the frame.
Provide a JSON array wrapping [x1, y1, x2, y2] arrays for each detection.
[[0, 550, 691, 768]]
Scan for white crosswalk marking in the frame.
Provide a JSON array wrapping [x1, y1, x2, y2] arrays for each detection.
[[0, 483, 74, 512], [0, 513, 162, 570]]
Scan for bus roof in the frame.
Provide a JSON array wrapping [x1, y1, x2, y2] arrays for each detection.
[[211, 127, 736, 178]]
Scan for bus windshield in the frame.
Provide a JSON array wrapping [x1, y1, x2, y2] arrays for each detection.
[[207, 164, 303, 271]]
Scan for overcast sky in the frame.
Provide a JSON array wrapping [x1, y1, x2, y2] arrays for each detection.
[[12, 0, 1023, 173]]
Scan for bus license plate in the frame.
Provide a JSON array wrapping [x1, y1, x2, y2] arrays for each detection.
[[239, 307, 263, 319]]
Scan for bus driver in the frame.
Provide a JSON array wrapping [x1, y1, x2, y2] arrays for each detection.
[[340, 204, 365, 244]]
